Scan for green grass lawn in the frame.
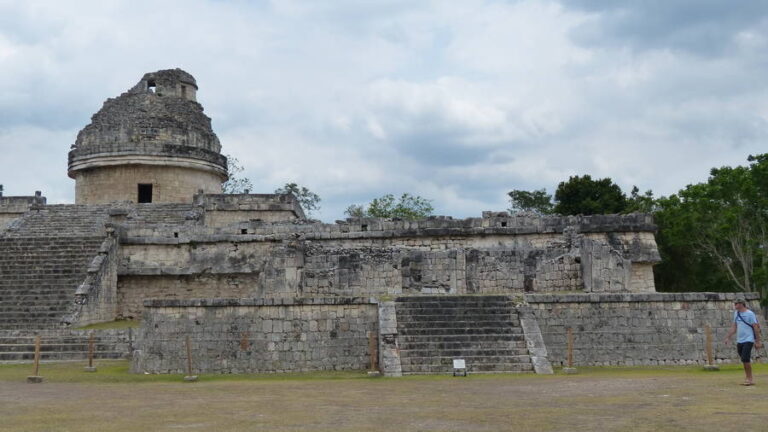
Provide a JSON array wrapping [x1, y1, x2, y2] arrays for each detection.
[[1, 360, 766, 431]]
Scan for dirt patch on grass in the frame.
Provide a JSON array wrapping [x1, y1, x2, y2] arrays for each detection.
[[0, 362, 766, 431]]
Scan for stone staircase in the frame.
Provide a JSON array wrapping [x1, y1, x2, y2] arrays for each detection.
[[395, 296, 534, 374], [0, 329, 132, 362], [0, 237, 104, 329], [3, 204, 112, 238]]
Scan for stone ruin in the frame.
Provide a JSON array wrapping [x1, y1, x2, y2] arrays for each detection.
[[0, 69, 763, 374]]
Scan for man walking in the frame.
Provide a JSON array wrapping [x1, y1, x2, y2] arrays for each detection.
[[725, 298, 762, 386]]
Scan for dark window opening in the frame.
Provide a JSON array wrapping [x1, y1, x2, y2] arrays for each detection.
[[501, 221, 507, 227], [173, 232, 179, 238], [138, 184, 153, 203], [361, 224, 368, 232], [147, 80, 156, 93], [241, 229, 248, 235], [181, 85, 187, 98]]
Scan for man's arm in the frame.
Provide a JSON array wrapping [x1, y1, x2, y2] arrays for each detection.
[[753, 322, 762, 348], [725, 322, 737, 344]]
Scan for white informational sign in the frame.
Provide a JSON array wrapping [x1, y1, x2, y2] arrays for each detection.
[[453, 359, 466, 369]]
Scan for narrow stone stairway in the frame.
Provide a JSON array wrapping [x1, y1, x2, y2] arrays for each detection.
[[395, 295, 534, 374]]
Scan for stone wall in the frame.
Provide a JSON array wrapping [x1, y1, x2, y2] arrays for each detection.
[[112, 214, 661, 317], [66, 232, 120, 327], [196, 193, 304, 227], [131, 292, 761, 375], [0, 214, 20, 230], [74, 165, 223, 204], [117, 242, 602, 301], [117, 274, 260, 319], [527, 292, 766, 366], [0, 194, 45, 230], [131, 297, 378, 374]]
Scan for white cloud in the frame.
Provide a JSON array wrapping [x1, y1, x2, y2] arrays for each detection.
[[1, 0, 767, 221]]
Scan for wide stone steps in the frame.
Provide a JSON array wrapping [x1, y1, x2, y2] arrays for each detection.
[[396, 340, 527, 351], [0, 342, 122, 353], [399, 348, 530, 358], [395, 295, 533, 375], [401, 362, 533, 374], [394, 319, 517, 328], [397, 327, 522, 336], [0, 351, 125, 362], [398, 334, 527, 343], [0, 330, 133, 362], [0, 236, 104, 329], [2, 205, 112, 238]]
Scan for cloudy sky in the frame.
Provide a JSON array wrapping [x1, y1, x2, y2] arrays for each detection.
[[1, 1, 767, 221]]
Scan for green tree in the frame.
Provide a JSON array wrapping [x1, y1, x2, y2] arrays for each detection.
[[345, 193, 434, 220], [221, 155, 254, 194], [625, 186, 656, 213], [553, 175, 628, 215], [275, 182, 321, 217], [507, 189, 553, 215], [653, 154, 768, 305]]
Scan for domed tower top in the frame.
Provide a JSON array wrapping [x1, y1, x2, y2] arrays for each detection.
[[68, 68, 228, 204]]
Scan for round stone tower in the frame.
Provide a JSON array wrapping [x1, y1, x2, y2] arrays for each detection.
[[68, 69, 228, 204]]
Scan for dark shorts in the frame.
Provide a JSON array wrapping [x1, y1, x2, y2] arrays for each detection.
[[737, 342, 754, 363]]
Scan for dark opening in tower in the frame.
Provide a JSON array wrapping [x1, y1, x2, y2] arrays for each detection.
[[138, 184, 153, 203]]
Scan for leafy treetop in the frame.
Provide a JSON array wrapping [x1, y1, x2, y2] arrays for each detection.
[[345, 193, 434, 220]]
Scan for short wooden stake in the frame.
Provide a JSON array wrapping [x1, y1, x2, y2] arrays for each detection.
[[184, 336, 198, 382], [84, 332, 97, 372], [27, 335, 44, 383], [239, 332, 249, 351], [703, 325, 719, 371], [367, 331, 380, 376], [563, 327, 578, 374]]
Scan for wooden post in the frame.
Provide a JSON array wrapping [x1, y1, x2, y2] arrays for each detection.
[[184, 335, 198, 382], [33, 335, 41, 376], [563, 327, 577, 374], [368, 331, 379, 372], [27, 335, 43, 383], [239, 332, 249, 351], [84, 332, 97, 372], [703, 325, 719, 371]]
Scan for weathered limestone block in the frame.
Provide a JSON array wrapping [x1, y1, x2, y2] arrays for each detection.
[[518, 305, 554, 374], [378, 301, 402, 377]]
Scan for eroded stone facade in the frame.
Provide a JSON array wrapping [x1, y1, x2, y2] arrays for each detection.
[[68, 69, 227, 204]]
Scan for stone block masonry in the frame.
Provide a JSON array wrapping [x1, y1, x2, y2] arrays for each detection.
[[115, 213, 662, 318], [0, 193, 45, 229], [527, 292, 766, 367], [68, 69, 227, 204], [132, 298, 378, 374]]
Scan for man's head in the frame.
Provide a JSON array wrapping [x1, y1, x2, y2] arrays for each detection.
[[734, 298, 748, 311]]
